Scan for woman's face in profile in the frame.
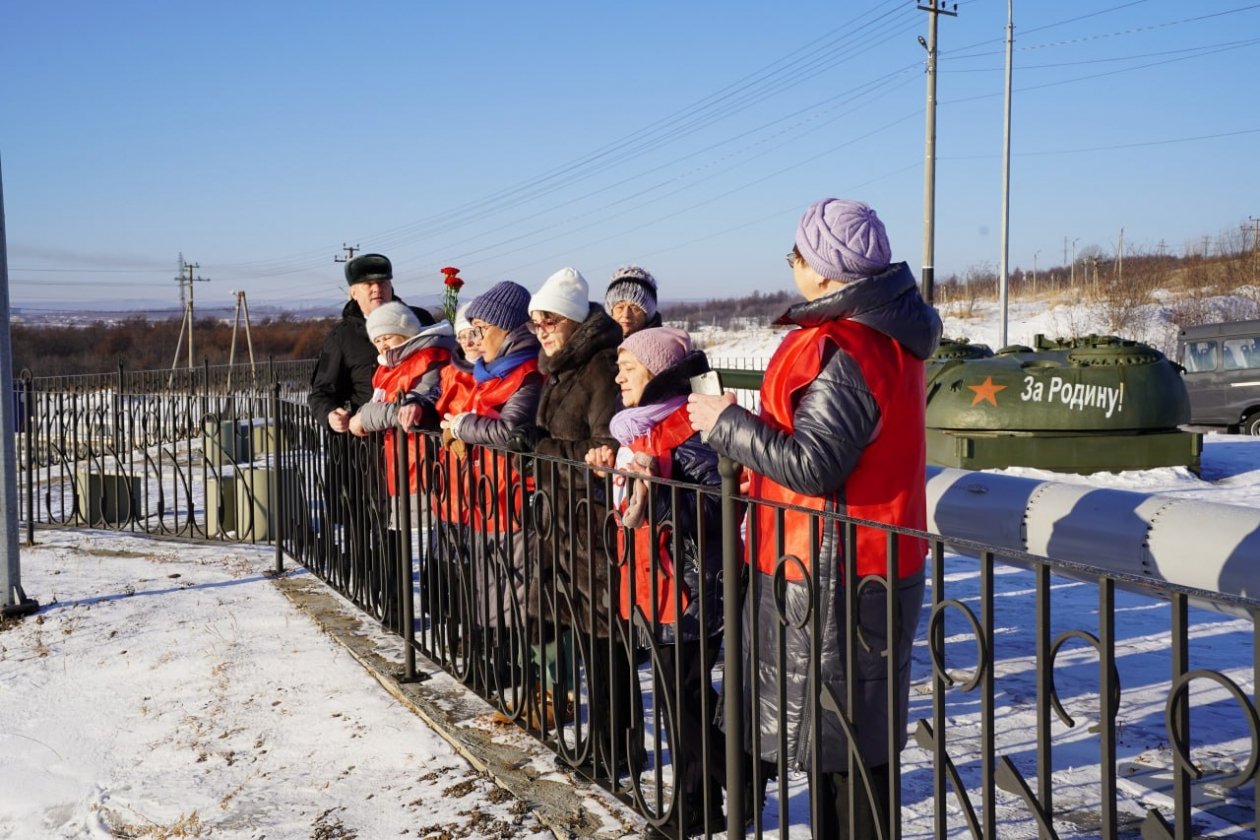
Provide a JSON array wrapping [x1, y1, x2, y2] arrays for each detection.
[[614, 350, 652, 407], [531, 313, 579, 357]]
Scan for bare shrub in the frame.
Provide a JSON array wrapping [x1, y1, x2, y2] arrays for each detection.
[[938, 264, 994, 320], [1100, 250, 1160, 338]]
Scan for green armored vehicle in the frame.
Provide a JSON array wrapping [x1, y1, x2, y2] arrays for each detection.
[[925, 334, 1200, 474]]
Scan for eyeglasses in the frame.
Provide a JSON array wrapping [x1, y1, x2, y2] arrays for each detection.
[[526, 316, 565, 335], [459, 327, 483, 342]]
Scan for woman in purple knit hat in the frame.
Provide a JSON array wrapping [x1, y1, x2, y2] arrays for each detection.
[[688, 198, 941, 837]]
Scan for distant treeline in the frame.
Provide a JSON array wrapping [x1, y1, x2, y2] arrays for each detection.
[[660, 289, 797, 331], [12, 237, 1259, 377], [12, 314, 334, 378], [11, 291, 802, 378]]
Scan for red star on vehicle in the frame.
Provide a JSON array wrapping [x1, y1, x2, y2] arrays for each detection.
[[968, 376, 1007, 406]]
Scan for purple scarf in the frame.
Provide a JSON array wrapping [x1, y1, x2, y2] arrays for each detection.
[[609, 396, 688, 446]]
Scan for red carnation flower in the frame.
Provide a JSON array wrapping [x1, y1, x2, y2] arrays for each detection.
[[440, 267, 463, 324]]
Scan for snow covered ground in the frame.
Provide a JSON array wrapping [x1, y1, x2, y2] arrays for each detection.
[[0, 533, 555, 840], [3, 296, 1258, 838], [3, 433, 1255, 838]]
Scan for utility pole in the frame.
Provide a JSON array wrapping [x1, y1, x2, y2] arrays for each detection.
[[1032, 250, 1039, 298], [0, 155, 38, 616], [1070, 238, 1079, 289], [173, 256, 210, 372], [226, 290, 257, 393], [997, 0, 1014, 347], [917, 0, 957, 306], [333, 243, 360, 265], [1250, 216, 1259, 282], [1117, 227, 1124, 288]]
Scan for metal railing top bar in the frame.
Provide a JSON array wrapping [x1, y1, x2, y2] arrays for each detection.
[[18, 358, 317, 393]]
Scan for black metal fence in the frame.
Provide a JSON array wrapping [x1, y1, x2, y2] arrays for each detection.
[[13, 363, 1258, 838]]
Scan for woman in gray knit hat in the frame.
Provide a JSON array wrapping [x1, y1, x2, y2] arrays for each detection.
[[604, 264, 663, 337]]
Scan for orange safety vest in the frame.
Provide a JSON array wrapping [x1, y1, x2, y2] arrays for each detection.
[[750, 319, 927, 581], [433, 359, 539, 532], [616, 404, 698, 624], [372, 346, 449, 497], [434, 363, 476, 418]]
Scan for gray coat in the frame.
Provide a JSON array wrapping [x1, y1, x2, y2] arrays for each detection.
[[352, 323, 457, 433], [708, 262, 941, 772]]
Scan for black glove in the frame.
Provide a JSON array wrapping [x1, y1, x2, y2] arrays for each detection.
[[508, 424, 546, 453]]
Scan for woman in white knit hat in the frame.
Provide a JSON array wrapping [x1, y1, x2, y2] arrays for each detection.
[[506, 266, 638, 778]]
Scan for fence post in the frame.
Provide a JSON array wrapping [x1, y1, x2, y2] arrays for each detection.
[[114, 359, 125, 457], [395, 424, 422, 683], [719, 455, 745, 837], [271, 380, 284, 575], [200, 358, 210, 425], [22, 371, 33, 546]]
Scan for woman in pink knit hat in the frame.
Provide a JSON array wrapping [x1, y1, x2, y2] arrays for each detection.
[[586, 326, 729, 836]]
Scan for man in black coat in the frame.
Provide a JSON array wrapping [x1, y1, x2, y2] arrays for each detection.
[[306, 253, 435, 630], [308, 253, 435, 430]]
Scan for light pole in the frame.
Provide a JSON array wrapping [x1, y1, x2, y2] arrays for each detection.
[[1032, 250, 1040, 297], [997, 0, 1014, 347]]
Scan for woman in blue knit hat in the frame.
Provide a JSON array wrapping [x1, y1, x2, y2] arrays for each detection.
[[426, 281, 543, 698], [687, 199, 941, 837]]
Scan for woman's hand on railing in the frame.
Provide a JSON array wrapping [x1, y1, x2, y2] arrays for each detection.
[[398, 403, 422, 431], [347, 414, 368, 437], [621, 452, 659, 528], [584, 445, 616, 479], [440, 412, 470, 442]]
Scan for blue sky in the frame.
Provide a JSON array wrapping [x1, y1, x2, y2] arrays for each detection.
[[2, 1, 1258, 314]]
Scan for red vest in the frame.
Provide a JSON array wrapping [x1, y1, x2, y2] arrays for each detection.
[[372, 346, 449, 496], [433, 359, 539, 532], [750, 320, 926, 580], [616, 405, 697, 624], [434, 363, 475, 418]]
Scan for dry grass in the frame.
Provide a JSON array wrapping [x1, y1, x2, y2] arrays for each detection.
[[98, 809, 206, 839]]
